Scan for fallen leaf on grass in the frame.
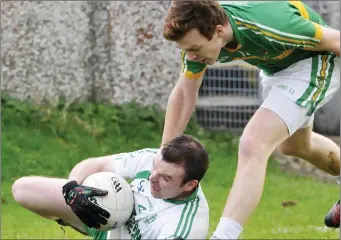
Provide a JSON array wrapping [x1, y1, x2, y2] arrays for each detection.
[[281, 200, 298, 207]]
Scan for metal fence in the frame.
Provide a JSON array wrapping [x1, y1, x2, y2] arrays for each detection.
[[195, 62, 260, 132]]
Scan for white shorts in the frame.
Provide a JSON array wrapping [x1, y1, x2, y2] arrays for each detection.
[[260, 54, 340, 136]]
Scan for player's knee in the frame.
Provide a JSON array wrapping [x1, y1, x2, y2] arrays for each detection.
[[12, 177, 28, 205], [238, 134, 269, 165]]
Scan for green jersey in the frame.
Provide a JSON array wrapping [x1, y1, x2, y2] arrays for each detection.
[[181, 1, 333, 77]]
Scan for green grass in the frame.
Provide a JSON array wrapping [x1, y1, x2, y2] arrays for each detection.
[[1, 95, 340, 239], [204, 164, 340, 239]]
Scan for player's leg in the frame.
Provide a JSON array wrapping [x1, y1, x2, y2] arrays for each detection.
[[223, 106, 289, 221], [211, 55, 340, 239], [277, 55, 340, 175], [278, 124, 340, 176], [274, 110, 340, 229], [275, 56, 341, 228], [211, 96, 293, 240], [12, 176, 87, 233], [212, 83, 320, 239]]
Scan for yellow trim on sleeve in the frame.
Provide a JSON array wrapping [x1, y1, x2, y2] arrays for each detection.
[[184, 68, 207, 80], [288, 2, 322, 42], [313, 23, 323, 41], [289, 1, 310, 19]]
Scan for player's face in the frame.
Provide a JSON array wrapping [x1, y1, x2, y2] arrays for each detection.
[[149, 152, 198, 200], [176, 28, 225, 65]]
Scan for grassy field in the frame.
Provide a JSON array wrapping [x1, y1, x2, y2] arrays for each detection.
[[1, 95, 340, 239]]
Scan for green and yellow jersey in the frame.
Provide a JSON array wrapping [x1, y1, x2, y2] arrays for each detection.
[[181, 1, 334, 78]]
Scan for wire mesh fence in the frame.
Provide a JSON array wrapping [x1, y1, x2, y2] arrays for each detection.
[[195, 62, 261, 132]]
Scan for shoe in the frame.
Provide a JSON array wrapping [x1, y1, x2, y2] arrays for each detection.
[[324, 200, 340, 228]]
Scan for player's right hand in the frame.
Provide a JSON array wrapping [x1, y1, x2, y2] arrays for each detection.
[[62, 180, 110, 229]]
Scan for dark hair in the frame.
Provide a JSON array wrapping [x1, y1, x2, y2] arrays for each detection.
[[161, 134, 209, 184], [163, 0, 229, 41]]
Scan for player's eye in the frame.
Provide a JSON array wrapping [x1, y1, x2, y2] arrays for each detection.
[[187, 49, 198, 53], [191, 46, 202, 52], [163, 176, 170, 182]]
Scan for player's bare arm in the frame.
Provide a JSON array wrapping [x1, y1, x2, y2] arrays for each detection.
[[306, 26, 340, 57], [62, 156, 119, 229], [68, 155, 118, 184], [63, 152, 149, 229], [161, 72, 204, 145], [11, 156, 118, 233]]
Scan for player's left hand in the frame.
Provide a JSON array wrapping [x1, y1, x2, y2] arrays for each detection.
[[62, 180, 110, 229]]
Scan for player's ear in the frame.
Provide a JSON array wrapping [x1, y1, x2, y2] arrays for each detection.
[[215, 25, 224, 37], [183, 179, 198, 192]]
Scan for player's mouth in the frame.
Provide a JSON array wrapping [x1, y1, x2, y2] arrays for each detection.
[[151, 184, 160, 192], [198, 58, 207, 64], [200, 58, 213, 64]]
